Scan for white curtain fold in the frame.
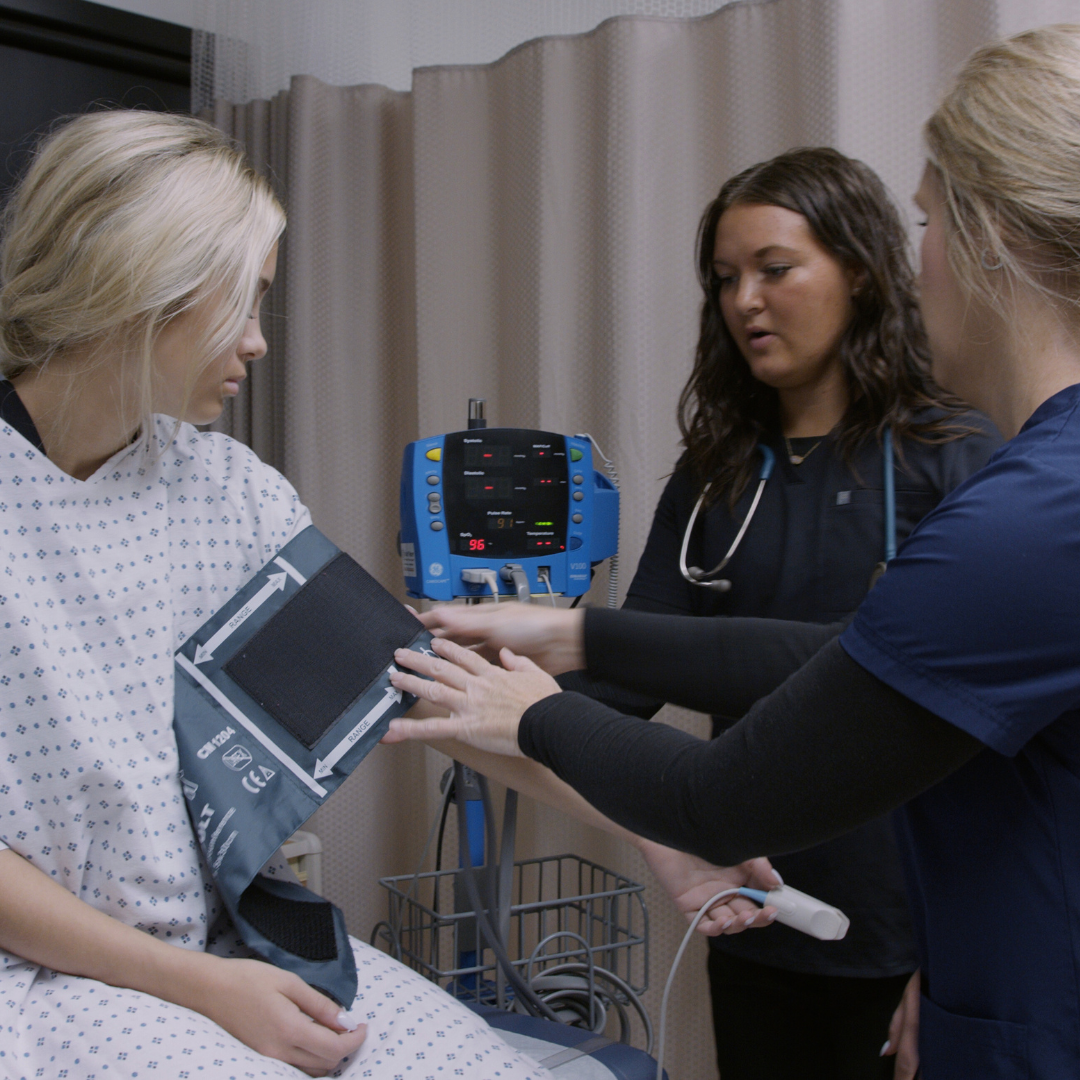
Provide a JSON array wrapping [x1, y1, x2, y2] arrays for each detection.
[[192, 0, 740, 105], [200, 1, 1080, 1074]]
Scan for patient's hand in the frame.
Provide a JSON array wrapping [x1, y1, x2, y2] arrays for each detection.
[[416, 604, 585, 675], [637, 839, 781, 935]]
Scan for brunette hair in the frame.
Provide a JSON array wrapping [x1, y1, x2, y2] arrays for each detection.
[[679, 146, 969, 504]]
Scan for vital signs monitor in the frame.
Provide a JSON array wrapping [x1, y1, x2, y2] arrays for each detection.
[[400, 427, 618, 601]]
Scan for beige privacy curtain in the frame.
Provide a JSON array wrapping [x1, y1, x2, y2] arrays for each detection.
[[205, 1, 1065, 1074]]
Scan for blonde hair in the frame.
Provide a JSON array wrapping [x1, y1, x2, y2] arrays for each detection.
[[925, 24, 1080, 313], [0, 110, 284, 426]]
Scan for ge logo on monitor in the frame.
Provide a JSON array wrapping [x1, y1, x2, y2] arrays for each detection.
[[222, 745, 253, 771], [429, 562, 444, 577]]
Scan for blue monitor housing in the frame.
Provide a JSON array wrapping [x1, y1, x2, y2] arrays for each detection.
[[400, 428, 618, 601]]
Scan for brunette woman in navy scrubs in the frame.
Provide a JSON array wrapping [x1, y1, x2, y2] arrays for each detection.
[[389, 24, 1080, 1080]]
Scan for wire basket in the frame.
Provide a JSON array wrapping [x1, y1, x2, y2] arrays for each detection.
[[373, 853, 648, 1009]]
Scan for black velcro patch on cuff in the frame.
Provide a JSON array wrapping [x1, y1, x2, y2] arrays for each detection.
[[238, 878, 338, 962], [225, 552, 421, 749]]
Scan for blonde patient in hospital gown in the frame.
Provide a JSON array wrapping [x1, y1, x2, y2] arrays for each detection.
[[0, 108, 551, 1080]]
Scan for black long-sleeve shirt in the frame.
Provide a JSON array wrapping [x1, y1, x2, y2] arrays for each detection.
[[523, 615, 981, 867]]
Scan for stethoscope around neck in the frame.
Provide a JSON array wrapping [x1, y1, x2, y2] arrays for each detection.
[[679, 429, 897, 593]]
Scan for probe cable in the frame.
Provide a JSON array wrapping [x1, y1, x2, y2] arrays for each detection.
[[538, 567, 558, 607], [654, 887, 772, 1080]]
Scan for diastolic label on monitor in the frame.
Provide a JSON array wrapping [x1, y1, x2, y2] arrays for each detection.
[[442, 432, 570, 560]]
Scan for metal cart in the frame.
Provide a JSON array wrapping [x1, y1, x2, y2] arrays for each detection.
[[373, 853, 649, 1042]]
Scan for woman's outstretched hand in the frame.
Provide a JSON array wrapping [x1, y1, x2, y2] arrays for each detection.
[[415, 603, 586, 675], [637, 840, 782, 936], [881, 968, 920, 1079], [385, 636, 560, 756]]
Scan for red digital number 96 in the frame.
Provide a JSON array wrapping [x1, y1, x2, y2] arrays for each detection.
[[469, 539, 485, 551]]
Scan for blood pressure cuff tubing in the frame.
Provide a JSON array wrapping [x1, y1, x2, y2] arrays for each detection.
[[173, 526, 433, 1006]]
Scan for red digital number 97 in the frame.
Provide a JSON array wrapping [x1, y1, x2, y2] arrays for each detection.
[[469, 539, 485, 551]]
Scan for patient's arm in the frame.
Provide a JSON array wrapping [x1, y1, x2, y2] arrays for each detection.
[[0, 848, 367, 1071]]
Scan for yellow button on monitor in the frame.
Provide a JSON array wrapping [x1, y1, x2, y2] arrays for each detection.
[[425, 447, 442, 462]]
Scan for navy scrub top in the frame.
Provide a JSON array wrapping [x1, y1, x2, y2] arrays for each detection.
[[844, 383, 1080, 1078]]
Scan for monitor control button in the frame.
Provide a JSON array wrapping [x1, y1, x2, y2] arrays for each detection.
[[572, 490, 584, 501], [572, 473, 583, 484], [428, 500, 441, 514], [425, 447, 442, 461], [570, 448, 584, 461], [426, 474, 439, 486], [569, 536, 583, 549], [572, 513, 583, 524], [430, 520, 444, 531]]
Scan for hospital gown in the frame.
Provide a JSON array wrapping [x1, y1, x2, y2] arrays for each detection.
[[0, 415, 551, 1080]]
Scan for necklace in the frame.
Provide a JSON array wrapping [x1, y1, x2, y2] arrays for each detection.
[[784, 434, 825, 466]]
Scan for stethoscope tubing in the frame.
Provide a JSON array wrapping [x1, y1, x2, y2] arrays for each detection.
[[883, 428, 897, 562], [679, 446, 775, 588], [681, 433, 897, 589]]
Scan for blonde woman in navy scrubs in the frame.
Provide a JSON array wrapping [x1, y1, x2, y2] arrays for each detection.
[[388, 24, 1080, 1080]]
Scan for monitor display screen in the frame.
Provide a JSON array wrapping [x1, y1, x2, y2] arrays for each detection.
[[442, 430, 570, 559]]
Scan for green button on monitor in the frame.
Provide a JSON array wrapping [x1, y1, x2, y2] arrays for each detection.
[[570, 448, 584, 461]]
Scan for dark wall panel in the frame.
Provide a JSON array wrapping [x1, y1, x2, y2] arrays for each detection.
[[0, 0, 191, 196], [1, 41, 188, 192]]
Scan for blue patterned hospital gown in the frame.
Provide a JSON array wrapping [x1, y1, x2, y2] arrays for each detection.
[[0, 416, 551, 1080]]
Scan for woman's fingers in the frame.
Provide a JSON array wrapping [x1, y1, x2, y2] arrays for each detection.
[[743, 856, 783, 892], [283, 980, 368, 1073], [393, 638, 488, 695], [430, 635, 497, 673], [388, 666, 464, 710], [415, 606, 498, 640], [883, 969, 920, 1079], [499, 647, 545, 673], [687, 889, 779, 936], [384, 713, 478, 743]]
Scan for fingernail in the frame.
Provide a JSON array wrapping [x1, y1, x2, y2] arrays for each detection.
[[879, 1041, 890, 1057], [767, 910, 778, 921], [721, 917, 734, 930], [743, 914, 756, 926], [337, 1010, 360, 1031], [773, 870, 783, 885]]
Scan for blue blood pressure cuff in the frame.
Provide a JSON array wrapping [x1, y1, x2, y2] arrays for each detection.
[[173, 526, 433, 1006]]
